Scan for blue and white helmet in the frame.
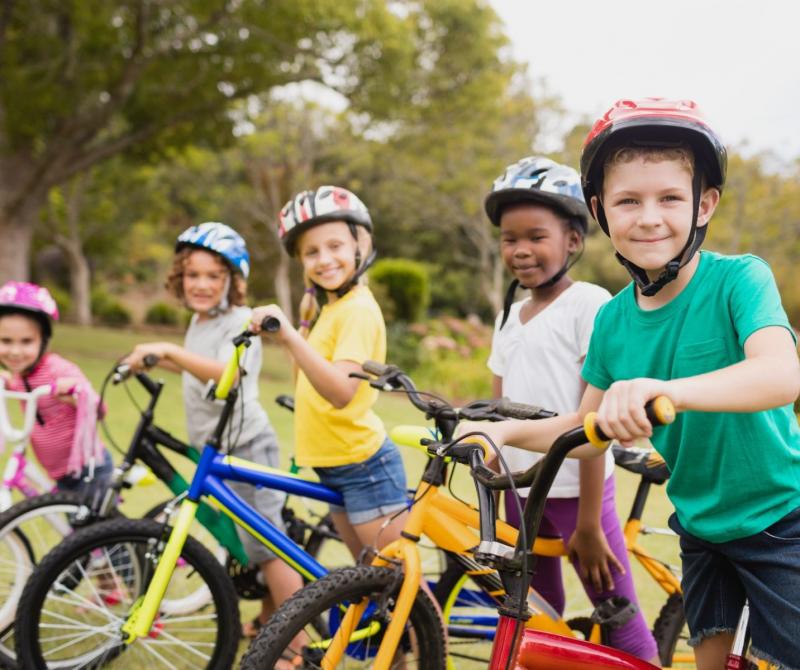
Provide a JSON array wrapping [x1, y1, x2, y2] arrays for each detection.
[[484, 156, 590, 234], [175, 222, 250, 279]]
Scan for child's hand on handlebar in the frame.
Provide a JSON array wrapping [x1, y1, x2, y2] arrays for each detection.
[[596, 378, 676, 447], [52, 377, 80, 397], [122, 343, 172, 371], [249, 305, 292, 339]]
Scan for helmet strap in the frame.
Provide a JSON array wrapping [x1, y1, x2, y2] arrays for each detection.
[[499, 279, 520, 330], [499, 239, 584, 330], [334, 224, 375, 299], [205, 274, 231, 318], [335, 247, 377, 299], [608, 169, 706, 297]]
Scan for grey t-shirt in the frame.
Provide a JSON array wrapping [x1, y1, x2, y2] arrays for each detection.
[[182, 305, 272, 450]]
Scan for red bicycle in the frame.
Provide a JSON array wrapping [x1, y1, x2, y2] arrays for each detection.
[[443, 398, 759, 670]]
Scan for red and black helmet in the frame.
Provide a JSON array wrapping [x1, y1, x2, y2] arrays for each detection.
[[581, 98, 727, 231]]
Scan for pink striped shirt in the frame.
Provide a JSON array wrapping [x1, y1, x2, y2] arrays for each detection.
[[8, 353, 108, 480]]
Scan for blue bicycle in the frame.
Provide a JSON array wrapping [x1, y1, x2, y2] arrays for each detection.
[[14, 321, 521, 669]]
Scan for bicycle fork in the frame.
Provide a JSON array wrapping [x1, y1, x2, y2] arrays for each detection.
[[120, 498, 199, 642], [322, 483, 432, 670]]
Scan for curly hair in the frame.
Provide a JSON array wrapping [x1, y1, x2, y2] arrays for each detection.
[[165, 247, 247, 307]]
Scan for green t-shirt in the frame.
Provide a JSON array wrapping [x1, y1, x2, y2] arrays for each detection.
[[582, 251, 800, 542]]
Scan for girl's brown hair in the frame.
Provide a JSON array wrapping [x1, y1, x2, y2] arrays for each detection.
[[165, 247, 247, 307]]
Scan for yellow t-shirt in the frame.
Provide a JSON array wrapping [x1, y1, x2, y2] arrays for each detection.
[[294, 285, 387, 467]]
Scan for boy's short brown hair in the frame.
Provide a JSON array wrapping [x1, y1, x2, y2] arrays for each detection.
[[165, 248, 247, 307], [602, 142, 697, 195]]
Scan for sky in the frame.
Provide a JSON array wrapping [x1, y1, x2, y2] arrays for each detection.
[[490, 0, 800, 162]]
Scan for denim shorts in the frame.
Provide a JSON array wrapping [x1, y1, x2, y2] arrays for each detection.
[[313, 439, 408, 525], [669, 508, 800, 669]]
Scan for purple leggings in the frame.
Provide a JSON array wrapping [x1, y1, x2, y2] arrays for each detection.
[[504, 476, 658, 661]]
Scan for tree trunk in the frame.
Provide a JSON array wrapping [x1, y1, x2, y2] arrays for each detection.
[[0, 195, 44, 283], [60, 240, 92, 325]]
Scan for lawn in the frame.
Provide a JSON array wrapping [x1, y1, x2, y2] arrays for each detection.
[[14, 323, 681, 664]]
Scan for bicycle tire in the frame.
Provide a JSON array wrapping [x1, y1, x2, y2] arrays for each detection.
[[240, 565, 446, 670], [433, 553, 506, 664], [14, 517, 239, 670], [0, 491, 92, 667], [652, 592, 688, 666]]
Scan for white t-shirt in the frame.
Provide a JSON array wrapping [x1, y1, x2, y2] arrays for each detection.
[[487, 281, 614, 497], [183, 305, 273, 450]]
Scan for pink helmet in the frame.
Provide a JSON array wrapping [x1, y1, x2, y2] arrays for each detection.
[[0, 282, 59, 338]]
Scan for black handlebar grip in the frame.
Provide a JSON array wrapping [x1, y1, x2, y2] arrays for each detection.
[[497, 398, 556, 420], [362, 360, 390, 377], [261, 316, 281, 333], [143, 354, 160, 369]]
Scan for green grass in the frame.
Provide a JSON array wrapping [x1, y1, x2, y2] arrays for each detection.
[[27, 323, 680, 663]]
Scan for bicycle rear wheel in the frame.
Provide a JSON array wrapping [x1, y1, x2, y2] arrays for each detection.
[[14, 517, 239, 670], [240, 565, 446, 670]]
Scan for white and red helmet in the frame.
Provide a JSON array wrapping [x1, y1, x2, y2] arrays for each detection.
[[0, 282, 59, 338], [278, 186, 372, 255]]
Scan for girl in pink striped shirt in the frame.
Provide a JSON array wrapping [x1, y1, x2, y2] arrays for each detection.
[[0, 282, 112, 500]]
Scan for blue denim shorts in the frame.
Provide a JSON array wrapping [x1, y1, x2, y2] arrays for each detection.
[[313, 439, 408, 525], [669, 508, 800, 669]]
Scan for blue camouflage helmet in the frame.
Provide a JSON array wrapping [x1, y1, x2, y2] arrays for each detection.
[[484, 156, 590, 234], [175, 222, 250, 279]]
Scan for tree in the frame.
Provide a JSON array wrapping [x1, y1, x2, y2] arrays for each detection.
[[316, 0, 559, 316], [0, 0, 420, 281]]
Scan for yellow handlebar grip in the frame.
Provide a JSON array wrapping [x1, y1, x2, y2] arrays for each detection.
[[650, 396, 676, 426], [583, 412, 611, 450]]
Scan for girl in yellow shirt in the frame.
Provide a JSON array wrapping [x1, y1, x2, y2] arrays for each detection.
[[250, 187, 408, 559]]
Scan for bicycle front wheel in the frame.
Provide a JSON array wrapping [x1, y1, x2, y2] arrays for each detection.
[[653, 592, 690, 667], [240, 565, 446, 670], [14, 518, 239, 670], [0, 491, 92, 667]]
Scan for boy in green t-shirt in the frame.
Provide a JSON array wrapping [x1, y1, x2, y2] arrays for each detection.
[[468, 98, 800, 670]]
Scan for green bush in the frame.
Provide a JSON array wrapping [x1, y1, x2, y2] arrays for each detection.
[[91, 289, 131, 327], [145, 301, 181, 326], [370, 258, 430, 323], [43, 284, 73, 320]]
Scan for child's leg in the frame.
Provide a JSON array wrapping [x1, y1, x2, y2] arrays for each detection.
[[555, 477, 659, 662], [504, 490, 567, 613]]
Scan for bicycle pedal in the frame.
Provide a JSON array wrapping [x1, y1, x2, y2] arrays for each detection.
[[590, 596, 638, 630]]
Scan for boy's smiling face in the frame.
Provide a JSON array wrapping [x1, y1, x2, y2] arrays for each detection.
[[596, 157, 718, 278]]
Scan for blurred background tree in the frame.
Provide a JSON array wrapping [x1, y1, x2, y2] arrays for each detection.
[[2, 0, 798, 331]]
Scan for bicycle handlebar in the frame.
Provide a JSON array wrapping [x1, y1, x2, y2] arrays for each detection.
[[433, 396, 676, 491], [112, 354, 161, 385], [360, 361, 557, 426], [0, 380, 53, 444]]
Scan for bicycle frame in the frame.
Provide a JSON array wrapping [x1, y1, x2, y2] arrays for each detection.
[[0, 381, 55, 511]]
